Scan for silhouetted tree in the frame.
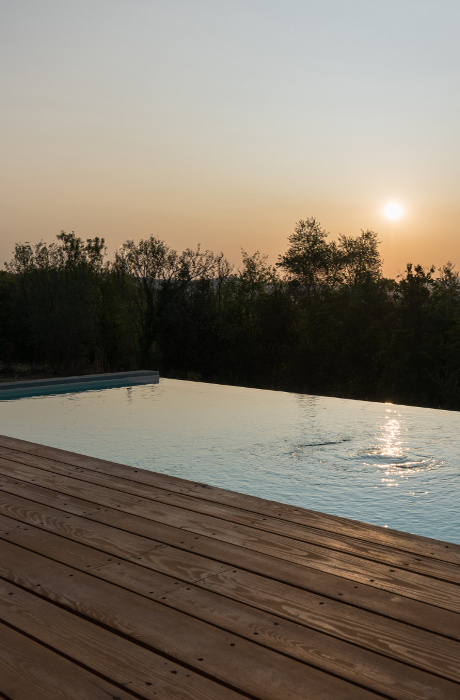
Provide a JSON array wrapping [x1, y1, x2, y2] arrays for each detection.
[[276, 218, 333, 295], [2, 222, 460, 410]]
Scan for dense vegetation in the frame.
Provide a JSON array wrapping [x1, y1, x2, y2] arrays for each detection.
[[1, 220, 460, 410]]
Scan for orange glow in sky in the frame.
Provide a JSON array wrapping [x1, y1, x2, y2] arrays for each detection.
[[1, 1, 459, 278]]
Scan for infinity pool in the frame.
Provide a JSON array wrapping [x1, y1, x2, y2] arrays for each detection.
[[1, 379, 459, 544]]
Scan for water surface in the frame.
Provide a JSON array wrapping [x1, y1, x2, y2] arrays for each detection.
[[1, 379, 459, 543]]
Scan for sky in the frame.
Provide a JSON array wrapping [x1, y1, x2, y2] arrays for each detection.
[[1, 0, 459, 278]]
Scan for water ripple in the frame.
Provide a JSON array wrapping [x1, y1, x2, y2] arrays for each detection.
[[1, 379, 459, 544]]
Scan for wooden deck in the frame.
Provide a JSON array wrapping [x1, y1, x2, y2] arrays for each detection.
[[0, 436, 459, 699]]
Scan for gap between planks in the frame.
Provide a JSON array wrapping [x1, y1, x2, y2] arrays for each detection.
[[0, 457, 460, 619], [0, 446, 458, 587], [1, 491, 460, 699], [0, 435, 458, 566]]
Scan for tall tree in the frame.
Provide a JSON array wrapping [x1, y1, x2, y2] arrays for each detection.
[[336, 229, 382, 285], [276, 218, 333, 294]]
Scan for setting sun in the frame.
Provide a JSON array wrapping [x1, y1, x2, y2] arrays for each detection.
[[383, 202, 404, 220]]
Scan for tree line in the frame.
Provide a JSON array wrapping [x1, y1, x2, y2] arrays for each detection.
[[1, 219, 460, 410]]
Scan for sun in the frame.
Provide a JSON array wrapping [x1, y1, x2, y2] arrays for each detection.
[[383, 202, 404, 220]]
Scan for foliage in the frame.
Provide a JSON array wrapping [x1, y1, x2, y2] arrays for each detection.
[[2, 223, 460, 410]]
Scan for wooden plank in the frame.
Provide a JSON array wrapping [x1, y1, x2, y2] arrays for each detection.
[[0, 509, 124, 571], [0, 619, 138, 700], [2, 476, 460, 641], [1, 435, 459, 565], [0, 495, 228, 582], [2, 499, 460, 692], [2, 438, 460, 699], [1, 461, 460, 614], [97, 559, 460, 699], [0, 478, 162, 558], [193, 568, 460, 685], [3, 525, 450, 700], [0, 581, 244, 700], [2, 448, 459, 585], [0, 511, 226, 595], [0, 538, 382, 700]]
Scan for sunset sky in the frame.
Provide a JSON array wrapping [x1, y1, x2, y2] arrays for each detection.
[[1, 0, 459, 277]]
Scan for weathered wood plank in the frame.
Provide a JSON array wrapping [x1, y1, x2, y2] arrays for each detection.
[[2, 498, 460, 692], [1, 436, 460, 700], [2, 476, 460, 641], [194, 568, 460, 684], [1, 460, 460, 614], [0, 538, 382, 700], [1, 435, 458, 565], [0, 619, 139, 700], [0, 512, 224, 594], [0, 496, 228, 581], [0, 581, 244, 700], [2, 448, 459, 585], [4, 525, 449, 699], [98, 559, 460, 699]]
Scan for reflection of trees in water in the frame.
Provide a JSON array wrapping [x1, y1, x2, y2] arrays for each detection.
[[295, 392, 321, 420]]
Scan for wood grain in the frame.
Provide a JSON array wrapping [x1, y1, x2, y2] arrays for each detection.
[[2, 448, 459, 585], [1, 460, 460, 614], [1, 435, 458, 565], [0, 495, 228, 581], [0, 538, 382, 700], [97, 559, 460, 699], [0, 618, 138, 700], [0, 581, 244, 700], [1, 435, 460, 700], [2, 500, 460, 694], [2, 476, 460, 641], [155, 583, 460, 700]]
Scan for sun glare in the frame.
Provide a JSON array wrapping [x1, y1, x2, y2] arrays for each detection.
[[383, 202, 404, 220]]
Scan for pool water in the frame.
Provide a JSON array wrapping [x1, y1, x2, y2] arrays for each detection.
[[1, 379, 459, 544]]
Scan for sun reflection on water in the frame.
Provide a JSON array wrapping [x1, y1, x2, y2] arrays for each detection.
[[381, 414, 403, 459], [370, 410, 442, 485]]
